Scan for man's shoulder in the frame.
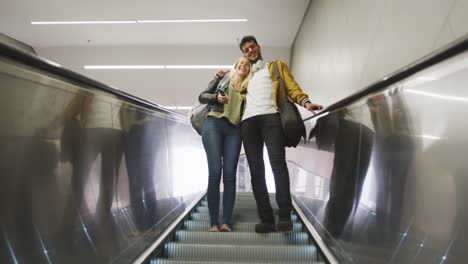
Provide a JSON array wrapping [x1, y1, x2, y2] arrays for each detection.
[[267, 60, 289, 68]]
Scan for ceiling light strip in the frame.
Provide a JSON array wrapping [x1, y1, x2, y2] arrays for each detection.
[[137, 19, 247, 23], [84, 65, 164, 69], [31, 19, 247, 25], [32, 21, 137, 25], [166, 65, 231, 69], [84, 65, 231, 70]]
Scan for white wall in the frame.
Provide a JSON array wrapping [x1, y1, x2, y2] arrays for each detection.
[[291, 0, 468, 107], [37, 45, 290, 113]]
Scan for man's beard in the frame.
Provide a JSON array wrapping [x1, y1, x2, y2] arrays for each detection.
[[250, 54, 262, 63]]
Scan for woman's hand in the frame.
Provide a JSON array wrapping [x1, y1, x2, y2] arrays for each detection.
[[217, 94, 229, 104]]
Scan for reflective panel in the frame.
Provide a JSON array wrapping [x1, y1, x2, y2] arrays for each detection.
[[288, 51, 468, 263], [0, 56, 207, 263]]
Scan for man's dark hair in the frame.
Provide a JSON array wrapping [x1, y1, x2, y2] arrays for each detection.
[[239, 35, 258, 52]]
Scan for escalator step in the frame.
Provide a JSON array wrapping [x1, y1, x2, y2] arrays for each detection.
[[164, 243, 317, 262], [196, 206, 258, 214], [183, 220, 303, 232], [200, 200, 266, 208], [152, 260, 324, 264], [175, 230, 309, 245], [196, 205, 298, 219], [190, 212, 298, 222]]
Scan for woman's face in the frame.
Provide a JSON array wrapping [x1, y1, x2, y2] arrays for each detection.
[[235, 58, 251, 78]]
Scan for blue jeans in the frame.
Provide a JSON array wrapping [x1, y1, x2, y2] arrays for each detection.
[[202, 116, 241, 226]]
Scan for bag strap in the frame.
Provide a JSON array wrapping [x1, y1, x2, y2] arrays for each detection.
[[272, 60, 289, 101], [217, 73, 231, 90]]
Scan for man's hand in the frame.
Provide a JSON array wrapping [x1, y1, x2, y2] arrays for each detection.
[[305, 102, 324, 113], [214, 70, 229, 79]]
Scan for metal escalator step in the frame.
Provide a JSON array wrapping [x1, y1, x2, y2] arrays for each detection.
[[183, 220, 303, 232], [200, 200, 265, 208], [164, 243, 317, 262], [196, 205, 298, 219], [196, 206, 259, 214], [175, 230, 309, 245], [152, 260, 324, 264], [191, 212, 298, 222]]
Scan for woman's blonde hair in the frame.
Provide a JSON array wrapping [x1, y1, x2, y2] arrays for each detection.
[[229, 57, 252, 92]]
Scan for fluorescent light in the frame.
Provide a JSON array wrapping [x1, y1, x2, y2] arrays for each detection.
[[31, 18, 247, 25], [32, 21, 136, 25], [84, 65, 164, 69], [138, 19, 247, 23], [84, 65, 231, 70], [406, 89, 468, 102], [166, 65, 231, 69]]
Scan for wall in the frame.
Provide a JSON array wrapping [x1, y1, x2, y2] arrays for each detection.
[[291, 0, 468, 108]]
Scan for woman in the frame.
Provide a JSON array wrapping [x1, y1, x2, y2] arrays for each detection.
[[199, 57, 251, 232]]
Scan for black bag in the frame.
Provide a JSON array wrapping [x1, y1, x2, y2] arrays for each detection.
[[272, 61, 306, 147]]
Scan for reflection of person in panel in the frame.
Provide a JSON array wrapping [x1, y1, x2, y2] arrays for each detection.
[[121, 105, 168, 234], [52, 90, 124, 257], [367, 89, 415, 243], [419, 99, 467, 262], [313, 111, 374, 238]]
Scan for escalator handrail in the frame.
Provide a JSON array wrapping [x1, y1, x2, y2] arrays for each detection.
[[304, 33, 468, 121], [0, 41, 186, 117]]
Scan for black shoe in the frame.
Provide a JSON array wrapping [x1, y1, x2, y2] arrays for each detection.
[[277, 208, 293, 232], [255, 222, 276, 233]]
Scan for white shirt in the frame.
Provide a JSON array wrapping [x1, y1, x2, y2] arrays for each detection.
[[242, 62, 277, 121]]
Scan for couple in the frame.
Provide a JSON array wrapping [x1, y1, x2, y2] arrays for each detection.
[[199, 36, 323, 233]]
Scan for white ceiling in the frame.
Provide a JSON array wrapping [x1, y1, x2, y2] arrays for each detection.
[[0, 0, 310, 48]]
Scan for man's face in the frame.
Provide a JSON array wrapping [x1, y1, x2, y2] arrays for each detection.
[[241, 40, 261, 63]]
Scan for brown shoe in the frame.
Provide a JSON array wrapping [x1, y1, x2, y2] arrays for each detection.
[[209, 225, 219, 232], [220, 224, 232, 232]]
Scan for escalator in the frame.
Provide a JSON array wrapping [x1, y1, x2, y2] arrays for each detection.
[[151, 192, 324, 264], [2, 32, 468, 264]]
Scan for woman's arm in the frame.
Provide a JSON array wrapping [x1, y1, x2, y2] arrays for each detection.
[[199, 77, 221, 104]]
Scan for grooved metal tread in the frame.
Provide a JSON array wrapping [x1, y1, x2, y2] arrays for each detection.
[[152, 193, 320, 263], [164, 243, 317, 262], [183, 220, 303, 232], [195, 206, 296, 215], [152, 260, 324, 264], [175, 230, 310, 245], [191, 212, 299, 222], [199, 201, 274, 209]]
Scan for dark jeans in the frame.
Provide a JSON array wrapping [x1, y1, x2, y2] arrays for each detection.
[[241, 113, 292, 224], [202, 116, 241, 226]]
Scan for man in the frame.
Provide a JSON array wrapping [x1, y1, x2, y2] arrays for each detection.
[[220, 35, 323, 233]]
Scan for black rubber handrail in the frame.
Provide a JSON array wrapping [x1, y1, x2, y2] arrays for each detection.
[[0, 41, 185, 118], [305, 33, 468, 121]]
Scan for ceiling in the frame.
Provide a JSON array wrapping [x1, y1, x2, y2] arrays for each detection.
[[0, 0, 310, 48]]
